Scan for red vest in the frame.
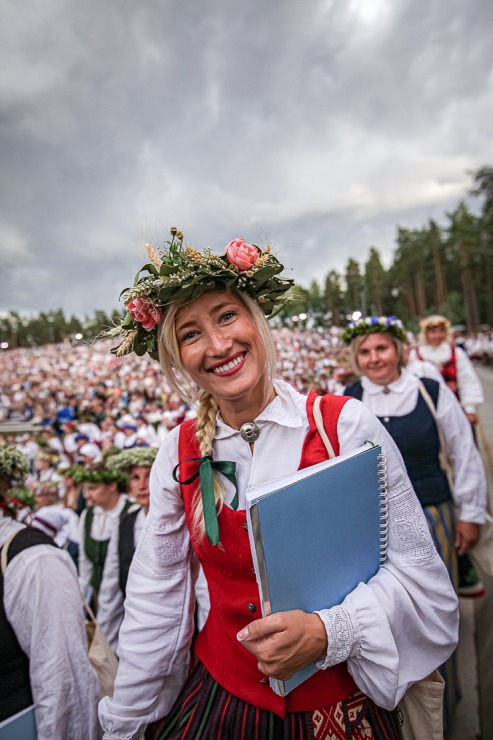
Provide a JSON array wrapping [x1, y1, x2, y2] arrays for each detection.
[[177, 392, 357, 717], [440, 345, 459, 397], [418, 345, 459, 397]]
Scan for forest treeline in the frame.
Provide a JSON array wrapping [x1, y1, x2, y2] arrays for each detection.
[[286, 165, 493, 333], [1, 166, 492, 349]]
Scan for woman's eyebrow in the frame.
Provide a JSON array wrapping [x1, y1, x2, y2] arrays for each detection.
[[176, 303, 232, 333]]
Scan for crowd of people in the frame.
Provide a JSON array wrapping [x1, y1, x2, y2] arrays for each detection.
[[0, 230, 490, 739]]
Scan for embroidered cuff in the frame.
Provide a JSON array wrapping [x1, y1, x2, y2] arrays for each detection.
[[314, 605, 354, 669]]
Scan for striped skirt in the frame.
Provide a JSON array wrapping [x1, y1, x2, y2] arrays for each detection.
[[423, 500, 460, 729], [423, 500, 458, 588], [153, 662, 401, 740]]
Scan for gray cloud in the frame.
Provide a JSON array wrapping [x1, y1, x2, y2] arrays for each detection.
[[0, 0, 491, 316]]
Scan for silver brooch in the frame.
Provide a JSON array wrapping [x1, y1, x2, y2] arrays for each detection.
[[240, 421, 260, 443]]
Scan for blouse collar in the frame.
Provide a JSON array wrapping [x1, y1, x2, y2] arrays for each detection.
[[361, 369, 412, 396], [214, 379, 305, 439]]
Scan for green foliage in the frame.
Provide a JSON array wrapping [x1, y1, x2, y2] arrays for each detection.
[[324, 270, 344, 325], [7, 487, 36, 510], [105, 447, 158, 471], [72, 467, 128, 487], [364, 248, 385, 316], [0, 446, 30, 484], [344, 258, 363, 313], [0, 307, 113, 349]]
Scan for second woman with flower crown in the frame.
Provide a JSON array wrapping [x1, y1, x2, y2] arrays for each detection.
[[98, 230, 458, 740]]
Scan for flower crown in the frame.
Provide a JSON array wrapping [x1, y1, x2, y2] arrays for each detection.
[[35, 482, 60, 496], [105, 447, 157, 472], [419, 315, 451, 331], [103, 228, 295, 360], [0, 445, 30, 484], [6, 486, 36, 510], [71, 465, 128, 488], [341, 316, 407, 345]]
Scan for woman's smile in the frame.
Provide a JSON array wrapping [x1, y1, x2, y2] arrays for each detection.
[[208, 352, 246, 375]]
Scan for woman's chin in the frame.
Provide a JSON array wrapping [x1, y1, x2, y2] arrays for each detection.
[[368, 371, 397, 386]]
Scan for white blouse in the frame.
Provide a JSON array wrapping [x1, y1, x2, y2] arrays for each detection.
[[418, 342, 484, 413], [98, 506, 210, 654], [99, 380, 458, 740], [356, 370, 487, 524], [97, 505, 147, 652], [0, 515, 101, 740]]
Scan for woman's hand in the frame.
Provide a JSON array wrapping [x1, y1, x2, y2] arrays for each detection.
[[455, 520, 481, 555], [236, 610, 328, 681]]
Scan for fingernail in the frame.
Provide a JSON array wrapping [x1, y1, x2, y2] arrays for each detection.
[[237, 628, 249, 641]]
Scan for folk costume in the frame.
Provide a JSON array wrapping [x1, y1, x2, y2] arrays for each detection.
[[342, 318, 487, 728], [75, 463, 131, 608], [417, 315, 484, 415], [0, 517, 101, 739], [98, 446, 210, 654], [343, 371, 486, 533], [79, 496, 131, 601], [97, 502, 145, 651], [0, 445, 100, 740], [98, 234, 458, 740], [99, 381, 458, 740], [417, 315, 486, 600]]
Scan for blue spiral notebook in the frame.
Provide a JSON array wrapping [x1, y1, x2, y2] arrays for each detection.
[[0, 705, 36, 740], [245, 444, 388, 696]]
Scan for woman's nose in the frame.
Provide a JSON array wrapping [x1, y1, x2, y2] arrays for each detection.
[[208, 330, 232, 354]]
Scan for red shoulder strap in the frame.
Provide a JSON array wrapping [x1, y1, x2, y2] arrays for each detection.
[[177, 418, 201, 476], [300, 391, 350, 468]]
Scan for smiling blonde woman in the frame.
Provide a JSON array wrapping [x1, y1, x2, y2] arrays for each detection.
[[98, 232, 459, 740]]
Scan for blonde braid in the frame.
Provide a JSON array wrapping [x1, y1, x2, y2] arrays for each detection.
[[196, 390, 219, 458], [191, 390, 226, 541]]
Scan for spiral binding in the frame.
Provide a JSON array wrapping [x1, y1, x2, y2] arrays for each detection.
[[377, 452, 389, 564]]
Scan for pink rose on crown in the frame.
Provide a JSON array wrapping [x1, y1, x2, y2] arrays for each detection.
[[225, 238, 260, 272], [127, 297, 162, 331]]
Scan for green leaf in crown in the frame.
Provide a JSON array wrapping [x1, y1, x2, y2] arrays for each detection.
[[99, 228, 295, 359]]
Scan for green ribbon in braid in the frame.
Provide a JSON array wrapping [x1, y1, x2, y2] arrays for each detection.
[[173, 456, 238, 546]]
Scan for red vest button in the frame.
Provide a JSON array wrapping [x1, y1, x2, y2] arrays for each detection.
[[247, 602, 257, 613]]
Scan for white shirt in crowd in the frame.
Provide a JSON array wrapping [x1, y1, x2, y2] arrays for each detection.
[[31, 503, 80, 547], [418, 342, 484, 414], [99, 380, 458, 740], [98, 506, 210, 653], [406, 351, 444, 384], [113, 431, 138, 449], [0, 514, 101, 740], [135, 423, 160, 447], [78, 494, 129, 600]]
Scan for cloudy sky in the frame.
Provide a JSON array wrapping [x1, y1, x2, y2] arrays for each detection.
[[1, 0, 492, 318]]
